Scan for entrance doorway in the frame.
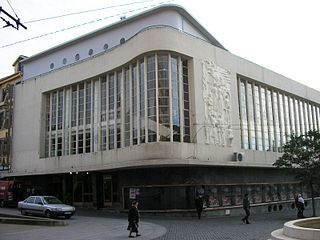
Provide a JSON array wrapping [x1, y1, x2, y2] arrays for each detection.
[[103, 175, 112, 207], [73, 173, 93, 207]]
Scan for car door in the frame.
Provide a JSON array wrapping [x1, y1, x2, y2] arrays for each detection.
[[24, 196, 36, 214], [33, 196, 45, 216]]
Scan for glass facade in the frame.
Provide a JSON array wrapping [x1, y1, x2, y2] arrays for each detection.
[[239, 76, 320, 151], [44, 52, 190, 157]]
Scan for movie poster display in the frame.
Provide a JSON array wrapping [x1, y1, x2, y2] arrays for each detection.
[[221, 186, 232, 206], [263, 185, 272, 202], [205, 186, 220, 207], [235, 186, 242, 205]]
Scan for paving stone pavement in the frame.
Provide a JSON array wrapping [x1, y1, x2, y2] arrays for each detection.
[[0, 207, 316, 240]]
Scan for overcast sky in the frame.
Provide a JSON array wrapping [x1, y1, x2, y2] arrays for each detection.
[[1, 0, 319, 91]]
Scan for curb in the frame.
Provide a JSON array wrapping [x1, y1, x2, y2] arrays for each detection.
[[0, 214, 67, 226]]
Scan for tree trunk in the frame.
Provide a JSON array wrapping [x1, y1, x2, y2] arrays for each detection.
[[310, 182, 316, 217]]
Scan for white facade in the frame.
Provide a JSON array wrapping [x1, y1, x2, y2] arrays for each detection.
[[3, 4, 320, 177], [1, 4, 320, 211]]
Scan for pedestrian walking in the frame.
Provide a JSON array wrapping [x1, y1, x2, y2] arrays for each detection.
[[296, 193, 305, 218], [127, 201, 141, 238], [195, 195, 204, 219], [241, 193, 250, 224]]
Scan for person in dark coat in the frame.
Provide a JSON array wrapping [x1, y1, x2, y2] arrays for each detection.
[[127, 201, 141, 238], [241, 193, 250, 224], [195, 195, 204, 219], [295, 193, 305, 218]]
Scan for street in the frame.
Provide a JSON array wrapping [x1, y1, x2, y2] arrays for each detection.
[[0, 207, 314, 240]]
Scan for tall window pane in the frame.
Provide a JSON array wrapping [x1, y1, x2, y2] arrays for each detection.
[[267, 90, 274, 151], [101, 79, 107, 122], [294, 99, 300, 136], [85, 81, 91, 125], [284, 96, 290, 141], [273, 92, 280, 150], [260, 87, 268, 150], [313, 105, 317, 130], [171, 56, 180, 142], [247, 83, 256, 150], [132, 63, 138, 145], [240, 81, 248, 149], [278, 94, 285, 145], [304, 102, 309, 133], [147, 55, 157, 142], [57, 90, 63, 130], [100, 79, 107, 151], [45, 95, 50, 157], [158, 53, 170, 141], [182, 59, 190, 142], [78, 83, 84, 126], [309, 104, 314, 130], [51, 92, 57, 131], [139, 59, 146, 144], [64, 89, 70, 155], [125, 67, 130, 147], [117, 71, 122, 148], [255, 86, 262, 150], [289, 97, 295, 134], [109, 74, 115, 150], [299, 101, 305, 135], [71, 86, 77, 127], [78, 130, 83, 154]]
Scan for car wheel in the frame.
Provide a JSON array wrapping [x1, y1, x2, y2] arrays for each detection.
[[45, 210, 52, 218], [65, 215, 71, 219], [21, 209, 27, 215]]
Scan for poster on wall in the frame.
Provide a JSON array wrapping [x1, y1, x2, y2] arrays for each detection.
[[129, 188, 136, 199]]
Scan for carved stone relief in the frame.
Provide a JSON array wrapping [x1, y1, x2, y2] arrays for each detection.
[[202, 60, 233, 146]]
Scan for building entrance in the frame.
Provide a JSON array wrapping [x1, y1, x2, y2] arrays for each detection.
[[103, 175, 112, 207], [73, 173, 93, 207]]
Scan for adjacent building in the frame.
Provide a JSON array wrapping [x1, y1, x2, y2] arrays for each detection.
[[1, 5, 319, 214], [0, 55, 27, 171]]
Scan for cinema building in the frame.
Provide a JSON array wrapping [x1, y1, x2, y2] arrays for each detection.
[[1, 4, 319, 214]]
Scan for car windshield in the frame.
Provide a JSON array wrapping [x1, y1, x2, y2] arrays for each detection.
[[43, 196, 62, 204]]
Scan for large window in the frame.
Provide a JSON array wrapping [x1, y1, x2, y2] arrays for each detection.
[[238, 76, 320, 152], [44, 52, 190, 158]]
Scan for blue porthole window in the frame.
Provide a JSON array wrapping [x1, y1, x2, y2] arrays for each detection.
[[62, 58, 67, 65], [50, 63, 54, 69], [103, 43, 109, 51], [88, 49, 93, 56], [120, 38, 125, 44]]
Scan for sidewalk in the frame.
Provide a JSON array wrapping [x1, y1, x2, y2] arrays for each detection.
[[0, 207, 317, 240], [0, 207, 167, 240]]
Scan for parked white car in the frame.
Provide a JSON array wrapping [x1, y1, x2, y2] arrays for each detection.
[[18, 196, 75, 219]]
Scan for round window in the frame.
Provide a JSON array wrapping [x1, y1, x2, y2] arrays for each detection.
[[75, 53, 80, 61], [88, 49, 93, 56], [50, 63, 54, 69]]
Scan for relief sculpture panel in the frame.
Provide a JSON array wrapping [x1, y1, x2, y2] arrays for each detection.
[[202, 60, 233, 146]]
